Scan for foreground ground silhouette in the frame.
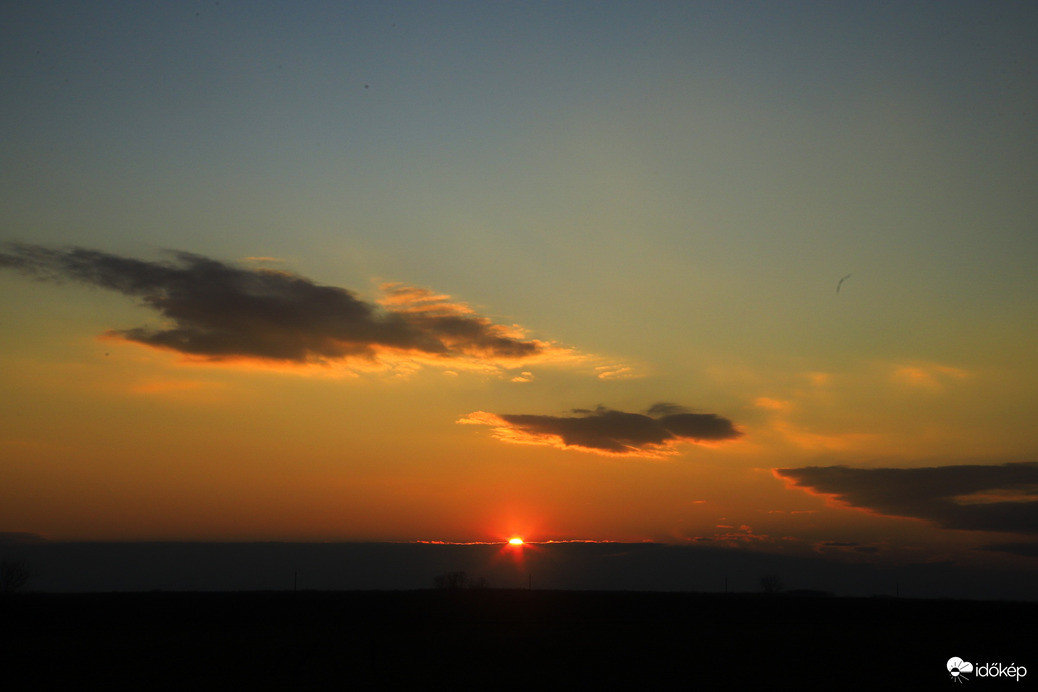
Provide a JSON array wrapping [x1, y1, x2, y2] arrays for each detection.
[[3, 590, 1034, 689]]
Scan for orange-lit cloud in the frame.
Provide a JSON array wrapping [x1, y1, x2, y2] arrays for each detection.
[[774, 463, 1038, 536], [459, 403, 741, 458], [754, 397, 792, 411], [0, 244, 575, 373], [768, 420, 877, 451], [595, 364, 637, 380], [805, 372, 831, 387], [891, 362, 970, 390]]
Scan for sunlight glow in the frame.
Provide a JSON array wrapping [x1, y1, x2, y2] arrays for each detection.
[[508, 537, 524, 546]]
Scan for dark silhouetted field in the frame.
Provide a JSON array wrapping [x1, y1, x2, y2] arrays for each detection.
[[3, 590, 1033, 689]]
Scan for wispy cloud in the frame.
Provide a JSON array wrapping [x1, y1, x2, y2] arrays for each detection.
[[0, 244, 576, 372], [890, 362, 970, 391], [459, 403, 741, 458], [595, 364, 637, 380], [815, 540, 880, 555], [753, 397, 792, 411], [774, 462, 1038, 535]]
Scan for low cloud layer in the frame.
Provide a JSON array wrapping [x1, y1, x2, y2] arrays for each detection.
[[775, 462, 1038, 535], [978, 542, 1038, 558], [459, 404, 741, 457], [0, 244, 567, 369]]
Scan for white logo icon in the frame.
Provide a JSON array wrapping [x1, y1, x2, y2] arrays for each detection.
[[948, 657, 973, 683]]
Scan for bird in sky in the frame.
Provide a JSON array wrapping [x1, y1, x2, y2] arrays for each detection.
[[837, 274, 851, 294]]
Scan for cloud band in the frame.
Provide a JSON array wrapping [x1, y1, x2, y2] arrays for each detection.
[[460, 403, 741, 457], [0, 244, 562, 368], [775, 462, 1038, 535]]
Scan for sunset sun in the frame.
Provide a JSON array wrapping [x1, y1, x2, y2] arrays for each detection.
[[508, 537, 524, 546]]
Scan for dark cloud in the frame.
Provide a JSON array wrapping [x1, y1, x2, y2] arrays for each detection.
[[816, 540, 880, 555], [0, 531, 47, 544], [460, 404, 741, 457], [0, 244, 563, 367], [775, 462, 1038, 535], [977, 542, 1038, 558], [645, 402, 691, 416]]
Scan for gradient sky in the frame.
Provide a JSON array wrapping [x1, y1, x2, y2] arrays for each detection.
[[2, 2, 1037, 581]]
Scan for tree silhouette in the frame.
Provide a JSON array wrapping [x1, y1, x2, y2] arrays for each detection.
[[0, 560, 34, 593], [433, 571, 488, 589], [760, 574, 783, 594]]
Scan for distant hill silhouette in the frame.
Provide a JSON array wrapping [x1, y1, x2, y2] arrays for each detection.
[[2, 540, 1036, 601]]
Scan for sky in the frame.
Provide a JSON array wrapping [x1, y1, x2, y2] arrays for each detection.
[[2, 1, 1038, 593]]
